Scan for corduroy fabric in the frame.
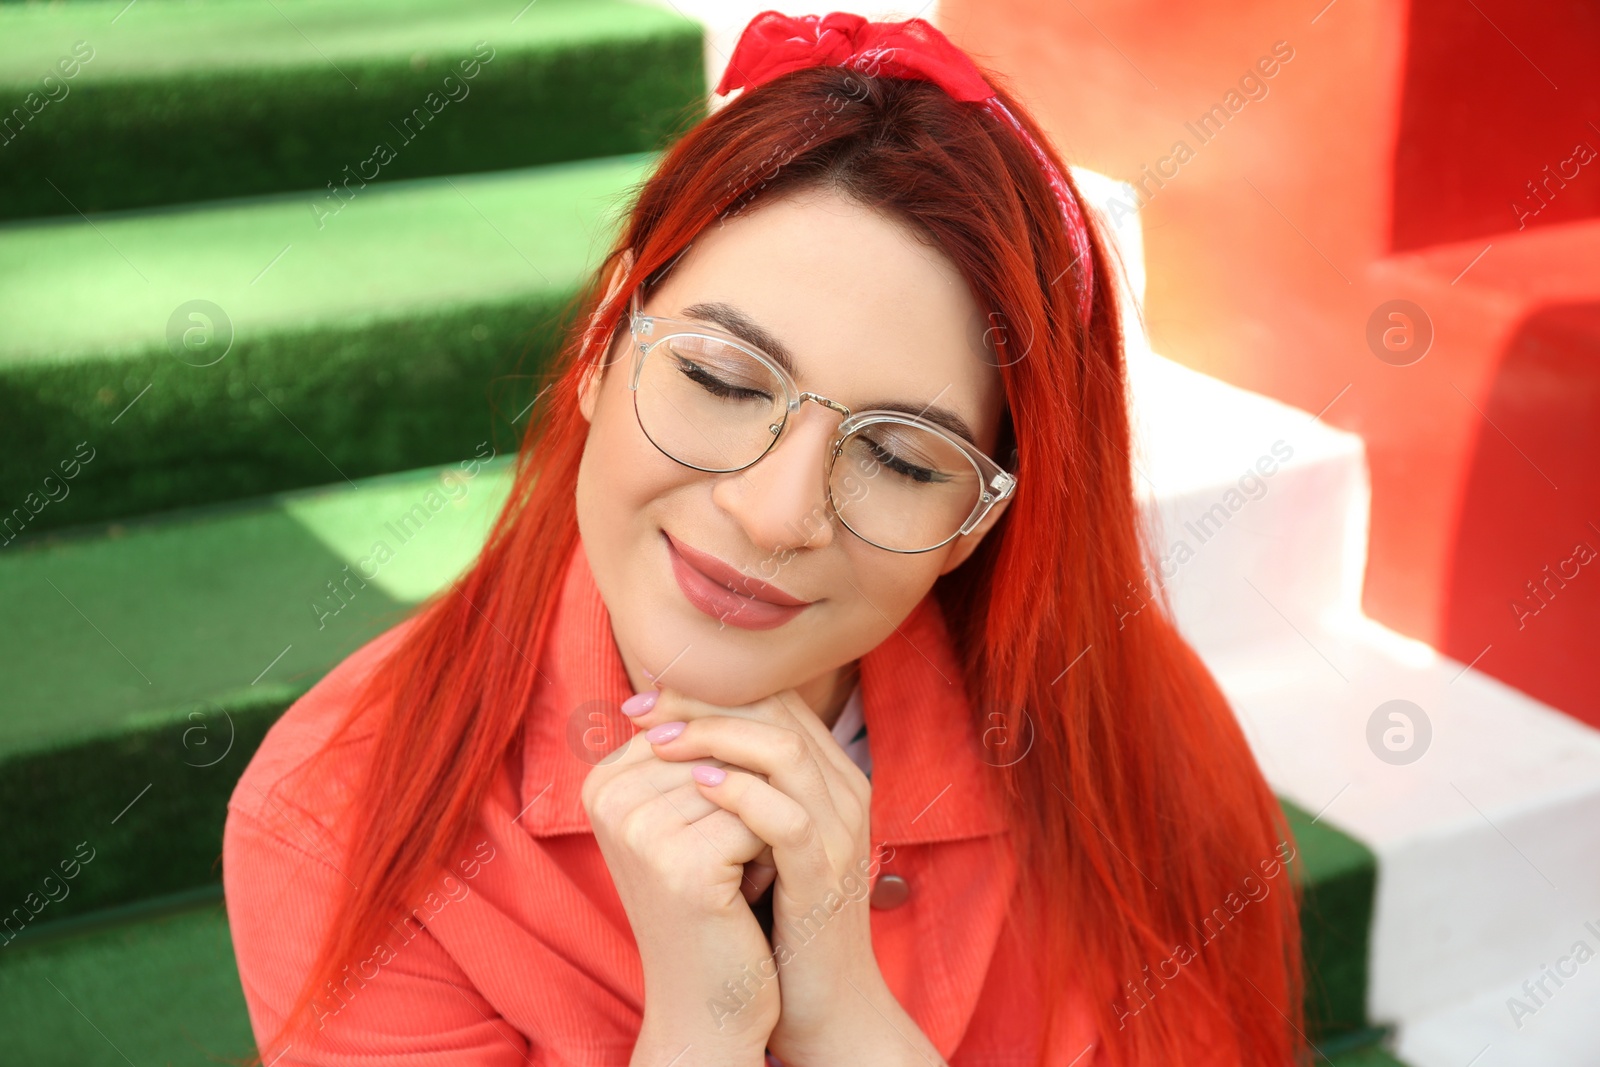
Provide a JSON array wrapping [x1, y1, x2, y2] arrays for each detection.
[[223, 539, 1104, 1064]]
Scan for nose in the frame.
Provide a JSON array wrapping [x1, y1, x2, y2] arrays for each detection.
[[710, 402, 840, 554]]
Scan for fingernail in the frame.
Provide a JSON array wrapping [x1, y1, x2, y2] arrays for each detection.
[[622, 690, 658, 717], [645, 721, 685, 744], [693, 765, 726, 786]]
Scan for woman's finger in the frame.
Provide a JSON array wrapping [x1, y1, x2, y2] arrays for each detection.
[[630, 780, 768, 868], [596, 730, 768, 817], [625, 689, 867, 900], [648, 716, 849, 839], [624, 685, 851, 779], [692, 766, 838, 903], [741, 861, 778, 904], [767, 689, 863, 786], [592, 729, 781, 902]]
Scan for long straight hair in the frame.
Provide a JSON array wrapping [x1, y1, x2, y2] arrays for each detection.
[[255, 64, 1304, 1066]]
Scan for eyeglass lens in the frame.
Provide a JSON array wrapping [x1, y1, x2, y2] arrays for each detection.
[[633, 333, 986, 551]]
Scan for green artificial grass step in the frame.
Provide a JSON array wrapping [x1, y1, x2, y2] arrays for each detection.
[[0, 890, 1410, 1067], [1285, 800, 1378, 1038], [0, 892, 255, 1067], [0, 152, 652, 536], [0, 460, 1378, 1044], [0, 458, 513, 927], [1326, 1042, 1412, 1067], [0, 0, 704, 221], [0, 901, 1399, 1065]]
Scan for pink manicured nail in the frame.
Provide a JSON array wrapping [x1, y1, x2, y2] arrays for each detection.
[[693, 765, 726, 786], [622, 690, 658, 716], [644, 721, 685, 744]]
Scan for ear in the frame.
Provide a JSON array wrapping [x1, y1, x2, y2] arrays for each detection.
[[937, 491, 1013, 575], [578, 247, 637, 424]]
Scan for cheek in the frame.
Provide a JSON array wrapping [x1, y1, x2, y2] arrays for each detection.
[[832, 544, 944, 637], [577, 377, 674, 654], [578, 374, 660, 525], [575, 368, 705, 569]]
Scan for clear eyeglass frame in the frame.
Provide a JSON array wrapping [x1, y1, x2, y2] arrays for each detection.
[[624, 286, 1019, 554]]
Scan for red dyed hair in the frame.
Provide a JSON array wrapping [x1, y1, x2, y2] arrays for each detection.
[[254, 64, 1304, 1066]]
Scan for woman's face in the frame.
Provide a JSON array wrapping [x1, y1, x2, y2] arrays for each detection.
[[576, 186, 1012, 709]]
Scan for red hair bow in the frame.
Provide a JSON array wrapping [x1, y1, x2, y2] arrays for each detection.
[[713, 11, 993, 102], [713, 10, 1096, 325]]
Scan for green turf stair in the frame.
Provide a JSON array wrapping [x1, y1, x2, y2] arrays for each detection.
[[0, 895, 256, 1067], [0, 892, 1409, 1066], [0, 457, 1387, 1053], [0, 0, 704, 221], [1285, 800, 1377, 1041], [0, 459, 513, 925], [0, 152, 654, 537]]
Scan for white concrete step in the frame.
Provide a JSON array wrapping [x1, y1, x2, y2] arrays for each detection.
[[1074, 168, 1371, 657], [1206, 621, 1600, 1056], [1082, 178, 1600, 1066], [1127, 349, 1369, 656], [1396, 960, 1600, 1067]]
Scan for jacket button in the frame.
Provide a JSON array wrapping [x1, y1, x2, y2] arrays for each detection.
[[870, 874, 910, 910]]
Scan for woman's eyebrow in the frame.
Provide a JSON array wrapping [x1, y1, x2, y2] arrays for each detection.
[[678, 301, 980, 445], [679, 301, 798, 373]]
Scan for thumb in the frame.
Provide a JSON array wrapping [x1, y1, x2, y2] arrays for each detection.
[[740, 859, 778, 904]]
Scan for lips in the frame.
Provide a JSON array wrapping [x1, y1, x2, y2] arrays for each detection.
[[664, 532, 812, 605], [662, 531, 814, 631]]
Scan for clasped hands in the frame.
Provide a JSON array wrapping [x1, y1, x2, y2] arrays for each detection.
[[582, 682, 918, 1064]]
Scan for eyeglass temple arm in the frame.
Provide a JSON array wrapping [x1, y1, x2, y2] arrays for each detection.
[[628, 286, 651, 338], [985, 469, 1017, 500]]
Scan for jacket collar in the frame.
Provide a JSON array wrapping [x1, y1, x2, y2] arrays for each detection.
[[517, 540, 1009, 845]]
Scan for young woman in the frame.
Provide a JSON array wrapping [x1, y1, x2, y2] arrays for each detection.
[[223, 12, 1305, 1066]]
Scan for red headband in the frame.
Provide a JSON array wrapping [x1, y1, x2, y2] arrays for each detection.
[[713, 10, 1095, 326]]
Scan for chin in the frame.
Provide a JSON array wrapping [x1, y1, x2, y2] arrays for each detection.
[[629, 630, 790, 705]]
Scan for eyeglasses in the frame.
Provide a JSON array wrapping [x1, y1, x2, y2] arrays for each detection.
[[625, 287, 1018, 554]]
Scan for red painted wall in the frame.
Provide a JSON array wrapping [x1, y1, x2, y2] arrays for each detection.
[[940, 0, 1600, 727], [1393, 0, 1600, 249]]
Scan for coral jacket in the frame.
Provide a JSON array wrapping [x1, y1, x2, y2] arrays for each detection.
[[223, 540, 1104, 1065]]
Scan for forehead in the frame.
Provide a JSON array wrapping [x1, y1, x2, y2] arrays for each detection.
[[645, 188, 1007, 451]]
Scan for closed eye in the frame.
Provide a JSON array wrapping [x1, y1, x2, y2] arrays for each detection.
[[861, 435, 948, 484], [674, 355, 771, 402]]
